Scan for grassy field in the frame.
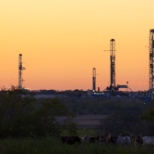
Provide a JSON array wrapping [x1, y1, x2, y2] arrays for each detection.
[[0, 137, 154, 154]]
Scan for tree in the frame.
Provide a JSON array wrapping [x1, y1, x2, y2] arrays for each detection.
[[0, 89, 70, 138], [61, 114, 78, 136], [99, 111, 142, 135]]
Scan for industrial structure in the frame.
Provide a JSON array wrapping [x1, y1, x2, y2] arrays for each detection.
[[105, 39, 117, 91], [92, 68, 96, 91], [149, 29, 154, 90], [106, 39, 128, 92], [110, 39, 116, 90], [91, 38, 129, 94], [18, 54, 25, 89]]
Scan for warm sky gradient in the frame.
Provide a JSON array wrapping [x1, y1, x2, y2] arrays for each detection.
[[0, 0, 153, 91]]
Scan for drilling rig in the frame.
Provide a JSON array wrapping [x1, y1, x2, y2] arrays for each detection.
[[18, 54, 25, 89], [92, 68, 96, 91], [106, 39, 129, 92], [105, 39, 116, 91], [149, 29, 154, 90], [110, 39, 116, 90]]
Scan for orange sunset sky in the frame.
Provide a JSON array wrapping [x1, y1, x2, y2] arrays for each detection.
[[0, 0, 153, 91]]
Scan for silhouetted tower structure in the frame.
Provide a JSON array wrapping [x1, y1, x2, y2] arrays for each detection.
[[149, 29, 154, 90], [110, 39, 116, 89], [18, 54, 25, 89], [92, 68, 96, 91]]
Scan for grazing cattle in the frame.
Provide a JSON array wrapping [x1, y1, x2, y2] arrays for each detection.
[[89, 136, 100, 143], [116, 136, 131, 145], [82, 135, 106, 143], [135, 136, 154, 146], [106, 135, 131, 145], [99, 135, 106, 143], [134, 136, 143, 145], [106, 135, 118, 144], [81, 135, 89, 142], [61, 136, 81, 145]]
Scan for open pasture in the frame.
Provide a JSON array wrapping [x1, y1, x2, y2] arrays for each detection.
[[0, 137, 154, 154]]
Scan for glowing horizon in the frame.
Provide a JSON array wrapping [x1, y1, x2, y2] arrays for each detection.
[[0, 0, 153, 91]]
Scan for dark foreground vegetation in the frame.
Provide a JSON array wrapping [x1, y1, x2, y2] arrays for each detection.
[[0, 137, 154, 154], [1, 87, 154, 153]]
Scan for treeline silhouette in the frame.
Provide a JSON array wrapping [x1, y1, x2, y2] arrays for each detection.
[[0, 88, 75, 138], [1, 87, 154, 138]]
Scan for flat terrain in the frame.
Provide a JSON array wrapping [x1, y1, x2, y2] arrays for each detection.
[[56, 115, 108, 128], [1, 138, 154, 154]]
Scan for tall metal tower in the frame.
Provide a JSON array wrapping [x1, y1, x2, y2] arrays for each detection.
[[92, 68, 96, 91], [18, 54, 25, 89], [110, 39, 116, 89], [149, 29, 154, 90]]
